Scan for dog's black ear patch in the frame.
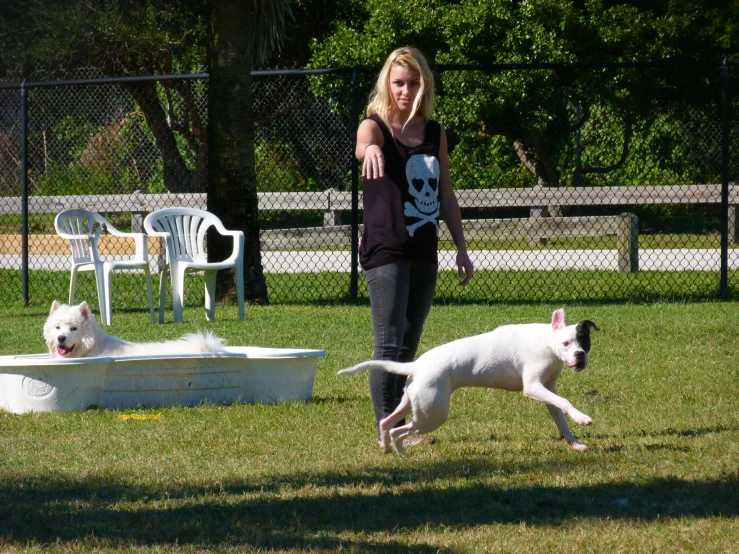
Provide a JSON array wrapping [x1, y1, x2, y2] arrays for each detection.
[[576, 320, 599, 352]]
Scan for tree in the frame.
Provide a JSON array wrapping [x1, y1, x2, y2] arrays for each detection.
[[309, 0, 739, 203], [206, 0, 293, 305], [2, 0, 293, 304], [1, 0, 208, 193], [0, 1, 348, 199], [257, 0, 360, 69]]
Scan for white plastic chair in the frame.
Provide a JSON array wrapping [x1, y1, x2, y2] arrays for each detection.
[[54, 209, 155, 326], [143, 208, 245, 323]]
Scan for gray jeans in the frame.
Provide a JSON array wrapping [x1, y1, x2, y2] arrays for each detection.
[[364, 259, 437, 436]]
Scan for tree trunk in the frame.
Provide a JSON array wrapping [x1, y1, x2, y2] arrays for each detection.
[[125, 83, 195, 193], [206, 0, 268, 304]]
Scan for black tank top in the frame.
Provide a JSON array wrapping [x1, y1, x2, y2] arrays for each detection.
[[359, 114, 442, 270]]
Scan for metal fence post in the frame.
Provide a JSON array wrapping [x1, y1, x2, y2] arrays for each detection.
[[720, 58, 729, 298], [575, 104, 582, 188], [20, 81, 29, 305], [350, 66, 360, 301]]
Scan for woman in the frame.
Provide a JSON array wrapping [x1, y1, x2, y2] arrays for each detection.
[[356, 46, 474, 452]]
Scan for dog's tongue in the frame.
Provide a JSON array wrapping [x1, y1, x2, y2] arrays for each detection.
[[57, 345, 70, 356]]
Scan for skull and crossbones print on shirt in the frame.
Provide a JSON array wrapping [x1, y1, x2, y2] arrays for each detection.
[[404, 154, 440, 237]]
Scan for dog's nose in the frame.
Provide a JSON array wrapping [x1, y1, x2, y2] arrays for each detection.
[[575, 350, 585, 360], [58, 335, 66, 343]]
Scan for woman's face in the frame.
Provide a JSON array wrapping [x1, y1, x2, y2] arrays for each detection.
[[388, 64, 421, 115]]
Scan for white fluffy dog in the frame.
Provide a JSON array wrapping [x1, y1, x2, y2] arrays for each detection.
[[44, 301, 225, 358]]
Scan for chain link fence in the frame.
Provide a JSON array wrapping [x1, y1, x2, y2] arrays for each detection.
[[0, 62, 736, 314]]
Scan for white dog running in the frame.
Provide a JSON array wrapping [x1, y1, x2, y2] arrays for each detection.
[[338, 308, 599, 455], [44, 301, 225, 358]]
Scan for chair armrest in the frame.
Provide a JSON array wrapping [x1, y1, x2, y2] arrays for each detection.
[[105, 225, 142, 240], [218, 229, 245, 262], [131, 233, 149, 260], [103, 226, 150, 257], [143, 229, 172, 240], [102, 221, 128, 237], [143, 229, 173, 266]]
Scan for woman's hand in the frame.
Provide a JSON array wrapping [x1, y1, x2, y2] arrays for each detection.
[[362, 143, 385, 179], [457, 251, 474, 286], [356, 119, 384, 179]]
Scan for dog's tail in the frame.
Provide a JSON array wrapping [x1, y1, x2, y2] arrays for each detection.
[[337, 360, 416, 377], [178, 331, 226, 353], [135, 331, 226, 355]]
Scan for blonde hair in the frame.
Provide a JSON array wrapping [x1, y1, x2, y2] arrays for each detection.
[[367, 46, 435, 131]]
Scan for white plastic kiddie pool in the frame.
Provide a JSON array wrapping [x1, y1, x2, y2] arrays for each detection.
[[0, 347, 325, 413]]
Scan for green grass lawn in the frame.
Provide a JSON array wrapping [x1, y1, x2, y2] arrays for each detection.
[[1, 266, 736, 308], [0, 301, 737, 553]]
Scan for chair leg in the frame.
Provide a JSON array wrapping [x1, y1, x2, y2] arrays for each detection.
[[158, 265, 169, 324], [144, 265, 155, 324], [204, 270, 217, 321], [102, 266, 113, 326], [235, 264, 245, 321], [94, 266, 108, 326], [171, 265, 186, 323], [69, 266, 79, 304]]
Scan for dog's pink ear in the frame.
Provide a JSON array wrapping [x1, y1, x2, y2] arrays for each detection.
[[552, 308, 565, 330], [50, 300, 61, 314], [78, 302, 91, 320]]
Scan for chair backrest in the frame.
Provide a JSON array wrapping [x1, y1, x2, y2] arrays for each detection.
[[144, 208, 220, 264], [55, 209, 108, 265]]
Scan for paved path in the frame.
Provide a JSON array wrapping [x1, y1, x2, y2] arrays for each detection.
[[263, 249, 739, 273], [5, 249, 735, 273]]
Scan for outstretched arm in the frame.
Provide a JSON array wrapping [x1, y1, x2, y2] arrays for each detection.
[[356, 119, 385, 179]]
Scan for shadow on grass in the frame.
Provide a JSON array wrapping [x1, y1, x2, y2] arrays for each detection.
[[0, 454, 736, 551], [589, 424, 737, 440]]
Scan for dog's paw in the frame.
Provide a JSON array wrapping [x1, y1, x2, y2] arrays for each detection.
[[570, 441, 590, 453], [390, 437, 407, 457], [377, 436, 393, 453], [571, 411, 593, 426], [392, 444, 407, 456]]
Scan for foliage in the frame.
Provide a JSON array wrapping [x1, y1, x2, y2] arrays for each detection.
[[3, 1, 736, 196], [1, 1, 209, 193], [265, 0, 366, 68], [309, 0, 739, 188], [1, 0, 206, 77]]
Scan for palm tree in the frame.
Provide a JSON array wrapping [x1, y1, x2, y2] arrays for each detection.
[[206, 0, 292, 304]]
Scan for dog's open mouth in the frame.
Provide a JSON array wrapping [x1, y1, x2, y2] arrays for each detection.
[[567, 361, 586, 371], [57, 344, 75, 356]]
